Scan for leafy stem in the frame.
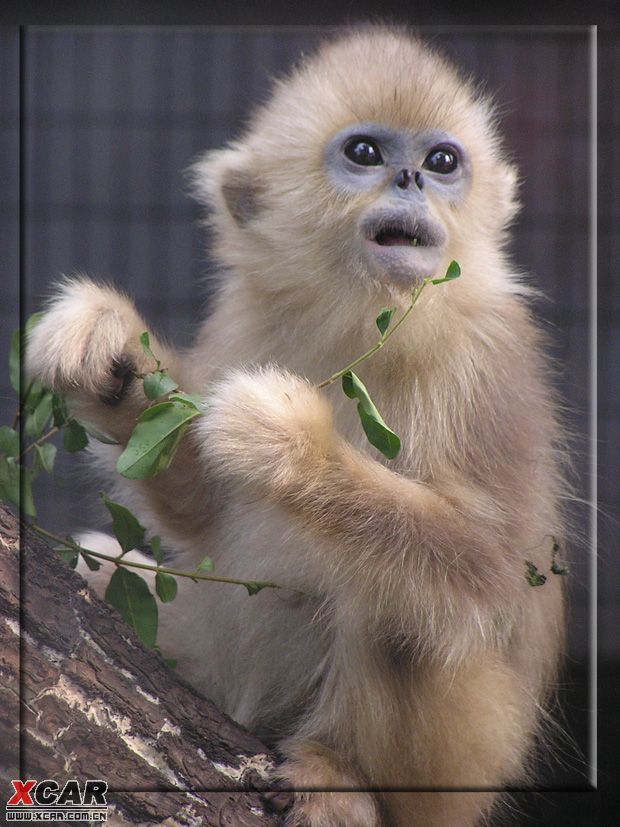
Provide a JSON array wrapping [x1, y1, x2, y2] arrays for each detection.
[[314, 262, 460, 459], [28, 522, 289, 594], [19, 426, 60, 460], [317, 264, 457, 389]]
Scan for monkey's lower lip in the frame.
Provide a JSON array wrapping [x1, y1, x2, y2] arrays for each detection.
[[363, 238, 443, 285]]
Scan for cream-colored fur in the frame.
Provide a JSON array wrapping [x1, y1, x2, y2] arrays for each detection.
[[27, 27, 567, 827]]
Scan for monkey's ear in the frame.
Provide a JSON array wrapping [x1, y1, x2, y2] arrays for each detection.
[[220, 168, 262, 226], [188, 148, 261, 226]]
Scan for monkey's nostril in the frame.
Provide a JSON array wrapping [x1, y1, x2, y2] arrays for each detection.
[[395, 169, 413, 190], [414, 170, 424, 190]]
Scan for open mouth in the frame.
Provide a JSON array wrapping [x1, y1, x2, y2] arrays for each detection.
[[363, 213, 439, 250], [374, 225, 426, 247], [359, 210, 446, 286]]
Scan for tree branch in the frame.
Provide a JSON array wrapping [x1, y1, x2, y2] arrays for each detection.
[[0, 503, 280, 826]]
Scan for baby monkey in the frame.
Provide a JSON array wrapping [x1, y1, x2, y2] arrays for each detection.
[[28, 26, 567, 827]]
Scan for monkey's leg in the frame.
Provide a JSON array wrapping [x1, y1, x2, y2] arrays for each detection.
[[380, 792, 496, 827], [264, 635, 523, 827], [264, 679, 501, 827]]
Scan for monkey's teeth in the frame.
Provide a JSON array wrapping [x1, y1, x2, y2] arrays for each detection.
[[411, 237, 419, 247]]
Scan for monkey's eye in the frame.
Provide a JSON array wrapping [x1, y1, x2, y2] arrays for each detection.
[[344, 137, 383, 166], [423, 146, 458, 174]]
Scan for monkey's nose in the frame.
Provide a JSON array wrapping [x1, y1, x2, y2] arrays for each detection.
[[395, 169, 425, 191]]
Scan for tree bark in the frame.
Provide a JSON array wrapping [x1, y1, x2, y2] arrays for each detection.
[[0, 503, 281, 826]]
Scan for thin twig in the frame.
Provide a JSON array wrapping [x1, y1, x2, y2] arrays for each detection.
[[19, 426, 60, 460], [28, 523, 293, 593]]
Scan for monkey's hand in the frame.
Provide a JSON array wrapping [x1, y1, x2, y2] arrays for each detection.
[[28, 279, 149, 401], [26, 278, 183, 442], [198, 366, 335, 494]]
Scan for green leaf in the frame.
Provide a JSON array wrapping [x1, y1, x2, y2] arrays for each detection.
[[24, 392, 53, 439], [26, 311, 44, 334], [143, 370, 179, 400], [446, 260, 461, 279], [63, 419, 89, 452], [9, 312, 41, 394], [34, 443, 57, 474], [139, 331, 160, 369], [9, 329, 20, 394], [154, 646, 177, 669], [81, 552, 101, 571], [168, 391, 208, 413], [52, 393, 70, 428], [105, 567, 158, 649], [244, 581, 268, 596], [150, 535, 164, 566], [100, 492, 146, 554], [342, 370, 401, 460], [194, 555, 214, 574], [0, 456, 20, 510], [431, 259, 461, 285], [0, 457, 36, 517], [375, 307, 395, 336], [0, 426, 19, 457], [22, 380, 45, 413], [357, 406, 401, 460], [79, 420, 119, 445], [525, 560, 547, 587], [155, 571, 178, 603], [56, 548, 79, 569], [116, 399, 201, 479]]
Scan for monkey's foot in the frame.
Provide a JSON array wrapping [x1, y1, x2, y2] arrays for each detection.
[[261, 788, 294, 814], [269, 742, 379, 827], [276, 792, 379, 827]]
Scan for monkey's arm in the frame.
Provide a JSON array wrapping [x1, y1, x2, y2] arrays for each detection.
[[198, 367, 525, 649], [26, 280, 218, 537]]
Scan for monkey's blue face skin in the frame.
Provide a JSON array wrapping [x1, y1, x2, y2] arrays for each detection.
[[324, 122, 471, 286]]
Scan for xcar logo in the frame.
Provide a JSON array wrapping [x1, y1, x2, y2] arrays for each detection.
[[6, 779, 108, 822], [7, 781, 36, 806]]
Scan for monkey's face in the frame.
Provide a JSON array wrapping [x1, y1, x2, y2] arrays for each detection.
[[323, 122, 471, 288], [193, 29, 519, 301]]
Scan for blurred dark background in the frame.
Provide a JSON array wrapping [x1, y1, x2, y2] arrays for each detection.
[[0, 22, 617, 825]]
